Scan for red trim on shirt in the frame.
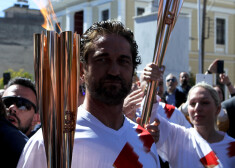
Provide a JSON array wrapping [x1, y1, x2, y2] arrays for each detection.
[[200, 151, 219, 167], [113, 142, 143, 168], [164, 104, 175, 119], [227, 141, 235, 157], [136, 125, 154, 152]]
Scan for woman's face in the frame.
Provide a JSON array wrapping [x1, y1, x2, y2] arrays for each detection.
[[188, 87, 220, 127], [214, 86, 223, 102]]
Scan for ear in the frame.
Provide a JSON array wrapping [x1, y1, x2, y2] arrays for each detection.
[[216, 105, 221, 116], [80, 62, 85, 78], [31, 113, 40, 128]]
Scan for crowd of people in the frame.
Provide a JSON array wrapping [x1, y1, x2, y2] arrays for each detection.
[[0, 20, 235, 168]]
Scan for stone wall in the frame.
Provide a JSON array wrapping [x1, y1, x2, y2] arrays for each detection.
[[0, 8, 44, 80]]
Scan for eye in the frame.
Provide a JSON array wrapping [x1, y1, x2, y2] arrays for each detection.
[[189, 102, 196, 107], [96, 58, 106, 62], [202, 101, 210, 105], [18, 105, 28, 110], [119, 58, 131, 66]]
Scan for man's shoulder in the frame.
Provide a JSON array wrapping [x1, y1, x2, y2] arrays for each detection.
[[0, 117, 28, 142], [163, 91, 169, 97], [222, 97, 235, 108], [177, 85, 183, 92], [175, 88, 186, 96], [177, 85, 191, 93]]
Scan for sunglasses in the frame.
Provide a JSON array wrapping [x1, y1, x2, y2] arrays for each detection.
[[166, 78, 176, 83], [2, 96, 37, 112]]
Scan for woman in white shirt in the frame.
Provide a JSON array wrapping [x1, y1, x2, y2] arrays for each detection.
[[156, 82, 235, 168]]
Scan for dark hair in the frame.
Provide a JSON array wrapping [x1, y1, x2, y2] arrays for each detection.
[[0, 98, 6, 118], [213, 84, 225, 102], [80, 20, 141, 71], [6, 77, 37, 113], [7, 77, 37, 98]]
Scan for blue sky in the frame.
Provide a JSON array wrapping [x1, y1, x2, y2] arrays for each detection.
[[0, 0, 39, 17]]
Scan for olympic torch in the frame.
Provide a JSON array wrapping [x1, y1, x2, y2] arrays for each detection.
[[140, 0, 184, 126], [34, 31, 80, 168]]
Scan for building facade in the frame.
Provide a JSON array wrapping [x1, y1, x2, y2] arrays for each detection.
[[52, 0, 189, 75], [0, 3, 43, 78], [51, 0, 151, 33], [181, 0, 235, 97]]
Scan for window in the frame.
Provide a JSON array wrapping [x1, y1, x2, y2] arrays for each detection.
[[137, 7, 145, 16], [98, 3, 110, 21], [216, 18, 225, 45], [74, 11, 84, 35], [102, 9, 109, 21]]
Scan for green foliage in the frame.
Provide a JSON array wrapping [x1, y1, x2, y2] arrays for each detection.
[[0, 69, 33, 89], [0, 78, 3, 89]]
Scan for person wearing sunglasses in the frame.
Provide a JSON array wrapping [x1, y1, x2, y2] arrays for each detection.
[[2, 77, 39, 137], [0, 93, 28, 168], [163, 73, 187, 108]]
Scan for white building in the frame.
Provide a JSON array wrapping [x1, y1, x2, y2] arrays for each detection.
[[52, 0, 189, 78]]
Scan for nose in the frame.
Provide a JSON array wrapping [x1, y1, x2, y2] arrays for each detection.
[[194, 103, 202, 111], [8, 104, 18, 115], [107, 62, 120, 76]]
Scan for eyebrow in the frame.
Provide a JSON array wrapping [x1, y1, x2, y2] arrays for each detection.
[[189, 96, 211, 101], [93, 52, 132, 60], [120, 54, 132, 60]]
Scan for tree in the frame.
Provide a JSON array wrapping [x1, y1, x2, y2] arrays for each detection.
[[0, 69, 33, 89]]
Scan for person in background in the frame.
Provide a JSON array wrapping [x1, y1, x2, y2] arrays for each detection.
[[206, 59, 235, 138], [177, 72, 191, 96], [123, 64, 191, 128], [219, 73, 235, 97], [222, 96, 235, 139], [2, 77, 40, 137], [155, 78, 166, 103], [137, 65, 191, 128], [213, 85, 229, 132], [206, 59, 235, 97], [17, 20, 161, 168], [156, 82, 235, 167], [0, 93, 28, 168], [180, 59, 235, 122], [163, 73, 186, 107]]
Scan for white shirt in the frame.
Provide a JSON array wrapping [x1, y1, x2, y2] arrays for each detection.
[[17, 106, 160, 168], [137, 96, 191, 128], [156, 115, 235, 168]]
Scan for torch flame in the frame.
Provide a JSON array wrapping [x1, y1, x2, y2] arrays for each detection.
[[33, 0, 62, 32]]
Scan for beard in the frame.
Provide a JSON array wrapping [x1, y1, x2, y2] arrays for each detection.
[[19, 123, 31, 135], [8, 113, 31, 135], [85, 74, 132, 105]]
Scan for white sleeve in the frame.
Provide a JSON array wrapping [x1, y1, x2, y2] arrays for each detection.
[[156, 114, 189, 162], [17, 129, 47, 168], [173, 108, 192, 128]]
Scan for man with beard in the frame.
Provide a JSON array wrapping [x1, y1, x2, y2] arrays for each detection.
[[17, 20, 161, 168], [177, 72, 191, 96], [0, 93, 28, 168], [2, 77, 39, 137]]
